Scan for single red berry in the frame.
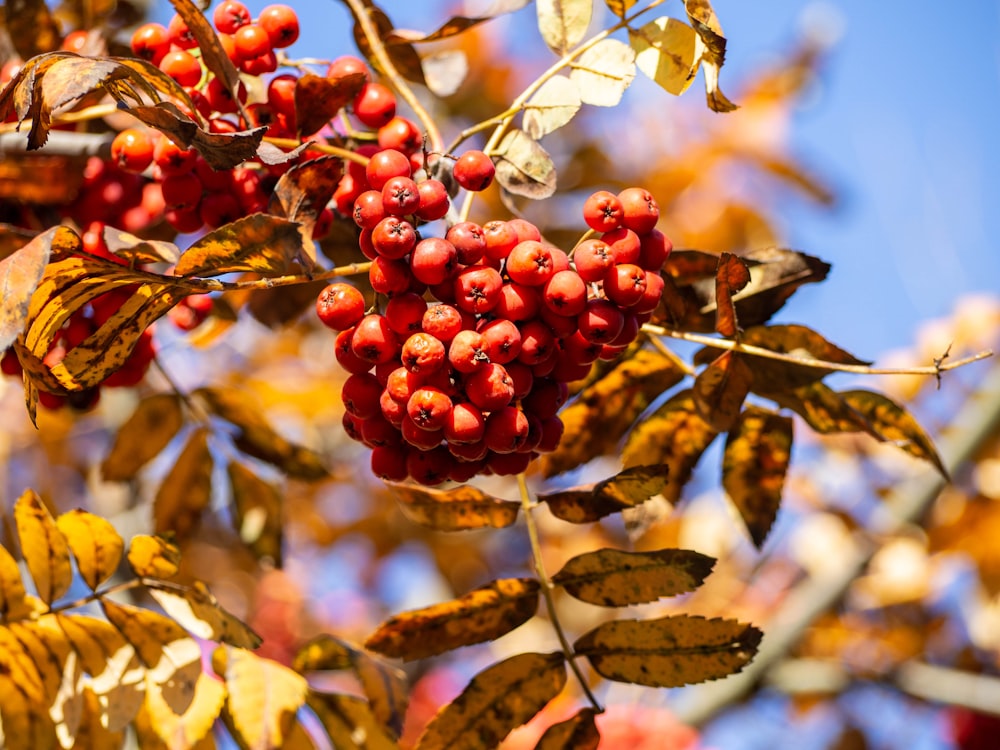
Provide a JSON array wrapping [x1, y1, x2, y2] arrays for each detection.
[[422, 304, 465, 343], [448, 439, 489, 463], [327, 55, 370, 82], [378, 116, 423, 153], [617, 187, 660, 234], [410, 237, 457, 286], [483, 220, 518, 263], [494, 283, 541, 323], [582, 190, 624, 232], [234, 24, 272, 60], [407, 445, 453, 485], [444, 402, 486, 444], [353, 82, 397, 129], [316, 282, 366, 330], [484, 406, 530, 454], [407, 387, 453, 431], [381, 176, 420, 216], [160, 172, 203, 210], [266, 74, 297, 119], [537, 416, 565, 452], [507, 218, 542, 243], [366, 149, 411, 190], [542, 269, 588, 317], [632, 271, 665, 314], [517, 320, 556, 366], [369, 256, 414, 297], [167, 14, 197, 49], [603, 263, 647, 307], [131, 23, 170, 65], [601, 227, 641, 265], [371, 445, 409, 481], [452, 150, 495, 192], [479, 318, 522, 365], [384, 293, 427, 337], [353, 190, 385, 229], [334, 174, 364, 216], [371, 216, 417, 259], [258, 4, 300, 48], [577, 299, 625, 344], [522, 378, 567, 420], [454, 265, 503, 314], [335, 328, 373, 375], [487, 449, 532, 476], [466, 363, 515, 412], [199, 192, 242, 229], [213, 0, 251, 33], [638, 228, 673, 270], [159, 50, 202, 87], [351, 314, 400, 364], [401, 333, 446, 374], [415, 179, 450, 221], [342, 372, 383, 419], [573, 238, 616, 283], [448, 329, 490, 374], [165, 207, 204, 233], [111, 129, 154, 173], [240, 50, 278, 75], [506, 240, 555, 287], [445, 222, 486, 265]]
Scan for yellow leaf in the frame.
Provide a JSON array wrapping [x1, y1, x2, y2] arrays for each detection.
[[227, 461, 283, 565], [101, 394, 185, 482], [0, 659, 55, 750], [552, 548, 715, 606], [523, 75, 582, 139], [536, 0, 592, 55], [14, 488, 71, 605], [173, 214, 306, 278], [71, 687, 126, 750], [534, 707, 600, 750], [386, 482, 520, 531], [146, 581, 262, 650], [219, 646, 308, 749], [494, 129, 557, 200], [605, 0, 637, 19], [416, 652, 567, 750], [127, 535, 182, 580], [539, 464, 670, 524], [153, 427, 213, 542], [307, 693, 398, 750], [55, 510, 123, 591], [55, 614, 128, 682], [140, 665, 225, 750], [7, 617, 75, 725], [0, 542, 33, 621], [629, 17, 700, 96], [100, 600, 189, 670], [365, 578, 539, 661], [568, 38, 636, 106], [574, 615, 762, 687]]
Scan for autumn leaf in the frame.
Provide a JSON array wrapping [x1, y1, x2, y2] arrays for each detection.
[[417, 652, 567, 750], [0, 226, 63, 351], [365, 578, 539, 661], [523, 76, 582, 139], [14, 488, 71, 605], [693, 351, 753, 432], [6, 618, 76, 733], [153, 427, 213, 541], [762, 381, 872, 434], [535, 708, 600, 750], [351, 5, 426, 85], [268, 155, 344, 265], [386, 482, 520, 531], [494, 128, 557, 200], [536, 0, 592, 55], [552, 548, 715, 606], [715, 252, 751, 336], [173, 214, 306, 277], [167, 0, 242, 106], [3, 0, 60, 60], [141, 645, 226, 750], [0, 544, 34, 621], [294, 72, 367, 137], [55, 510, 124, 591], [54, 613, 130, 689], [629, 16, 700, 96], [127, 535, 182, 580], [422, 50, 469, 97], [99, 226, 181, 266], [146, 581, 262, 649], [101, 394, 184, 482], [0, 625, 54, 750], [540, 464, 670, 524], [72, 687, 126, 750], [722, 407, 793, 548], [605, 0, 638, 19], [99, 600, 190, 669], [683, 0, 738, 112], [227, 461, 284, 565], [574, 615, 762, 687], [308, 693, 398, 750], [569, 38, 636, 107], [383, 2, 530, 44]]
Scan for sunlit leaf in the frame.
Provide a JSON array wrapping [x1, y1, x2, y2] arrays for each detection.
[[173, 214, 306, 277], [351, 5, 426, 85], [55, 510, 123, 591], [99, 226, 181, 266], [574, 615, 762, 687], [54, 614, 130, 688], [523, 75, 582, 139], [693, 351, 753, 432], [605, 0, 637, 19], [535, 708, 600, 750], [552, 548, 715, 606], [100, 600, 189, 670], [153, 427, 213, 542], [622, 389, 719, 504], [383, 2, 530, 44], [540, 349, 684, 477], [386, 482, 520, 531], [227, 461, 283, 565], [683, 0, 738, 111], [629, 16, 700, 96], [0, 543, 34, 621], [417, 652, 567, 750], [0, 151, 87, 206], [714, 252, 751, 337], [422, 50, 469, 97], [268, 155, 344, 267], [722, 407, 793, 548], [294, 72, 367, 137], [540, 464, 669, 524], [101, 394, 185, 482], [146, 581, 261, 649], [14, 488, 71, 605], [494, 128, 557, 200], [568, 38, 635, 106], [72, 687, 126, 750], [0, 226, 61, 351], [307, 693, 398, 750], [761, 381, 870, 434], [141, 655, 226, 750], [4, 0, 60, 60], [0, 626, 54, 749], [127, 535, 181, 580], [365, 578, 539, 661], [536, 0, 592, 55], [167, 0, 242, 102]]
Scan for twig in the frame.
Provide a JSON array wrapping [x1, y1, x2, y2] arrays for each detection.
[[50, 578, 143, 614], [263, 136, 369, 165], [647, 334, 696, 377]]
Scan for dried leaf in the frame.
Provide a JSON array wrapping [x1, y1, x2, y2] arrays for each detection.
[[386, 482, 520, 531], [569, 38, 635, 106], [0, 151, 87, 205], [692, 351, 753, 432], [227, 461, 283, 565], [365, 578, 539, 661], [422, 50, 468, 97], [540, 464, 669, 524], [4, 0, 61, 59], [574, 615, 762, 687], [101, 394, 184, 482], [0, 225, 59, 351], [352, 6, 426, 85], [605, 0, 637, 19], [762, 381, 872, 435], [629, 16, 700, 96], [14, 488, 71, 605], [523, 75, 582, 139], [141, 652, 226, 750], [218, 646, 307, 749], [146, 581, 262, 649], [0, 544, 33, 621], [683, 0, 738, 112], [173, 214, 305, 277], [195, 387, 328, 480], [55, 510, 123, 591], [552, 548, 715, 606], [494, 128, 557, 200], [722, 407, 793, 548], [268, 155, 343, 256], [540, 350, 684, 477], [714, 252, 751, 337], [383, 3, 529, 44], [127, 535, 181, 580], [536, 0, 592, 55], [100, 227, 181, 266], [535, 708, 600, 750], [153, 427, 213, 542], [417, 652, 566, 750], [100, 600, 189, 670], [167, 0, 242, 101], [294, 72, 367, 137], [622, 389, 719, 504], [307, 693, 398, 750]]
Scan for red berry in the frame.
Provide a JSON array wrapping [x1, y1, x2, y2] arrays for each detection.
[[353, 82, 396, 129], [327, 55, 370, 82], [517, 320, 555, 366], [603, 263, 647, 307], [131, 23, 170, 65], [422, 304, 464, 343], [506, 240, 555, 286], [335, 328, 373, 374], [448, 330, 490, 374], [369, 256, 414, 297], [484, 406, 530, 454], [353, 190, 385, 229], [234, 24, 272, 60], [111, 129, 154, 173], [316, 283, 366, 330], [160, 172, 202, 209], [266, 74, 297, 118], [444, 402, 486, 444], [494, 283, 540, 323], [483, 220, 518, 262], [258, 5, 300, 48], [371, 445, 408, 481], [583, 190, 624, 232], [601, 227, 641, 265], [632, 271, 665, 314], [573, 238, 616, 283], [578, 299, 625, 344], [371, 216, 417, 259], [407, 445, 452, 485], [159, 50, 202, 87], [465, 363, 514, 412], [378, 116, 422, 153], [479, 319, 522, 365], [542, 269, 588, 317], [351, 314, 400, 364], [617, 187, 660, 234], [446, 222, 486, 265], [452, 150, 495, 192], [381, 176, 420, 216], [401, 333, 446, 374], [199, 192, 241, 228], [507, 218, 541, 243], [241, 50, 278, 75], [410, 238, 457, 286], [454, 265, 503, 314], [384, 293, 427, 337], [366, 149, 411, 190], [342, 372, 383, 419], [415, 179, 450, 221], [167, 14, 197, 49], [407, 387, 453, 431], [213, 0, 251, 33], [638, 228, 673, 270]]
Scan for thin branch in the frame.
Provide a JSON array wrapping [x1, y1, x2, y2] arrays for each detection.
[[517, 472, 603, 713], [50, 578, 143, 614], [263, 137, 370, 166], [647, 334, 696, 377]]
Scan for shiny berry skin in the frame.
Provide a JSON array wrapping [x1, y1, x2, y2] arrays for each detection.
[[234, 24, 272, 60], [454, 265, 503, 314], [335, 328, 373, 374], [507, 218, 542, 243], [479, 319, 522, 365], [351, 314, 400, 364], [466, 363, 515, 412], [160, 172, 202, 210], [632, 270, 666, 314], [583, 190, 624, 232], [159, 50, 202, 87], [353, 82, 396, 128], [494, 283, 540, 322], [601, 227, 641, 265], [542, 269, 588, 317], [371, 216, 417, 259], [617, 187, 660, 234], [371, 445, 408, 481], [327, 55, 370, 82], [366, 149, 411, 190], [572, 238, 616, 283], [638, 228, 673, 270], [603, 263, 647, 307], [578, 299, 625, 344], [316, 283, 366, 330], [407, 445, 452, 485], [482, 220, 519, 262], [266, 74, 297, 119], [416, 179, 450, 221], [381, 176, 420, 216], [111, 129, 154, 173], [484, 406, 530, 454], [258, 5, 300, 48], [167, 14, 197, 49], [445, 222, 486, 265], [506, 240, 555, 286], [444, 403, 486, 444], [407, 387, 452, 431], [342, 372, 383, 419], [241, 50, 278, 75], [131, 23, 171, 65], [410, 238, 457, 286], [452, 150, 495, 192], [422, 304, 464, 343], [401, 333, 446, 374], [378, 116, 423, 153], [368, 256, 413, 297], [384, 293, 427, 336], [213, 0, 251, 33], [517, 320, 556, 366], [448, 330, 490, 374], [353, 190, 385, 229]]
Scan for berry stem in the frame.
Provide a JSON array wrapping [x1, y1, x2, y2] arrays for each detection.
[[263, 136, 369, 165], [517, 472, 603, 713]]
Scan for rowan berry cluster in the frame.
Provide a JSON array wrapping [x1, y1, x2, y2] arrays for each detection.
[[318, 162, 671, 485]]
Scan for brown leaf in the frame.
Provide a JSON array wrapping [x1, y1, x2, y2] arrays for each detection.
[[715, 252, 750, 336], [174, 214, 306, 277], [365, 578, 539, 661], [0, 151, 87, 205], [55, 510, 124, 591], [763, 381, 872, 435], [574, 615, 762, 687], [416, 652, 567, 750], [140, 642, 226, 749], [167, 0, 242, 103], [72, 686, 126, 750], [307, 693, 398, 750], [384, 2, 530, 44], [693, 351, 753, 432], [227, 461, 283, 565], [536, 0, 592, 55], [4, 0, 61, 60], [552, 548, 715, 606], [153, 427, 213, 542], [351, 6, 426, 85], [722, 407, 793, 548], [146, 581, 262, 649], [14, 488, 71, 605], [268, 155, 343, 265], [568, 38, 636, 107], [127, 535, 181, 580], [540, 464, 669, 524], [495, 128, 557, 200], [629, 16, 700, 97], [246, 277, 329, 328], [0, 225, 62, 351], [683, 0, 738, 112], [294, 72, 367, 137], [100, 226, 181, 266], [195, 387, 328, 480], [539, 350, 684, 477], [386, 482, 520, 531], [622, 389, 719, 504], [535, 708, 600, 750], [101, 394, 185, 482]]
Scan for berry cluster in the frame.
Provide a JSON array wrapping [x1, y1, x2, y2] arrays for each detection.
[[318, 165, 671, 485]]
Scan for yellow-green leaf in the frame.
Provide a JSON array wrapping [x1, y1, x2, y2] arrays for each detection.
[[416, 652, 567, 750], [227, 461, 283, 565], [127, 535, 181, 580], [574, 615, 762, 687], [552, 548, 715, 606], [173, 214, 306, 278], [568, 38, 636, 106], [0, 543, 33, 621], [307, 693, 398, 750], [539, 464, 669, 524], [386, 482, 520, 531], [534, 708, 600, 750], [101, 394, 184, 482], [629, 17, 699, 96], [146, 581, 262, 649], [523, 75, 582, 139], [536, 0, 592, 55], [14, 488, 71, 605], [55, 510, 123, 591], [153, 427, 213, 542], [494, 129, 557, 200], [722, 407, 793, 548], [365, 578, 539, 661]]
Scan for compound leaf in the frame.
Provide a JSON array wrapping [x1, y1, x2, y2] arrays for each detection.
[[386, 482, 520, 531], [55, 510, 123, 591], [99, 600, 189, 670], [14, 488, 71, 605], [569, 38, 636, 107], [101, 394, 184, 482]]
